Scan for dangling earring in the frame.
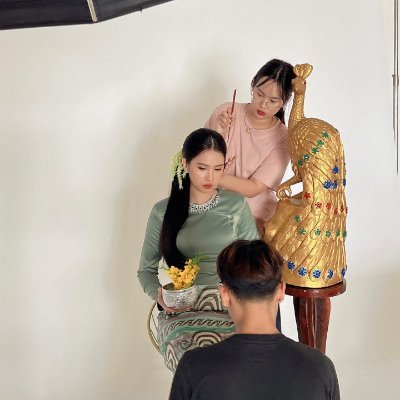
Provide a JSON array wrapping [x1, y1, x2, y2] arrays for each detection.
[[251, 91, 254, 102]]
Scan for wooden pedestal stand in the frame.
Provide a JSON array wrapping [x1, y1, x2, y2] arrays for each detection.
[[285, 280, 346, 354]]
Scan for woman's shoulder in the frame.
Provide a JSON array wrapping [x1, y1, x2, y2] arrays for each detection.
[[218, 189, 247, 209], [275, 120, 289, 138], [214, 101, 230, 111], [151, 197, 169, 217], [212, 102, 246, 114]]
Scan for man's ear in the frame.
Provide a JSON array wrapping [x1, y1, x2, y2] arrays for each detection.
[[275, 281, 286, 304], [219, 285, 231, 308]]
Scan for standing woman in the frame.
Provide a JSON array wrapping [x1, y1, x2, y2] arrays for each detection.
[[138, 128, 258, 372], [205, 59, 296, 235]]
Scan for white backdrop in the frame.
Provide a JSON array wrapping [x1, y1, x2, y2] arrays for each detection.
[[1, 0, 399, 399]]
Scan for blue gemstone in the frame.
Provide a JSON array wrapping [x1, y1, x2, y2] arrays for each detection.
[[324, 181, 332, 189], [341, 267, 347, 277], [327, 269, 334, 279], [298, 267, 307, 277], [332, 180, 338, 189], [312, 270, 321, 279], [332, 165, 339, 174], [288, 261, 295, 270], [343, 178, 347, 186]]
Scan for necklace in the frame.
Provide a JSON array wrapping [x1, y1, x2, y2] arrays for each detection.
[[189, 191, 220, 214], [244, 105, 278, 134]]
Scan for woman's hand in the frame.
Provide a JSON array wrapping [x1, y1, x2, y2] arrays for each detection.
[[157, 287, 190, 314], [216, 107, 235, 137]]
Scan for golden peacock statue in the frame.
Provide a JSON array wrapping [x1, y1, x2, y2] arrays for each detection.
[[264, 64, 347, 288]]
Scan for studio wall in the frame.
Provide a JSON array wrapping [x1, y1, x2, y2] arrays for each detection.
[[1, 0, 399, 399]]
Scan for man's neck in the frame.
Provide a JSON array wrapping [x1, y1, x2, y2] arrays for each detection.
[[233, 303, 280, 335]]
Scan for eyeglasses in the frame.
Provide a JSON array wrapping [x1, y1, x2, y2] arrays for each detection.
[[252, 91, 283, 108]]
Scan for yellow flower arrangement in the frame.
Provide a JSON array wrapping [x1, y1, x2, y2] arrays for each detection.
[[161, 256, 200, 290]]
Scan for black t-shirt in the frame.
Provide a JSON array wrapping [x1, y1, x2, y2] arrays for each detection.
[[169, 334, 340, 400]]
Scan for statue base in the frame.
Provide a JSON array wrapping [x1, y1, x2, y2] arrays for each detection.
[[285, 280, 346, 353]]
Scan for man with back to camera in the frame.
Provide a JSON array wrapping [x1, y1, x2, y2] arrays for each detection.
[[169, 239, 340, 400]]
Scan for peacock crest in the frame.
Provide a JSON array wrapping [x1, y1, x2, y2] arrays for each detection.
[[294, 63, 313, 79]]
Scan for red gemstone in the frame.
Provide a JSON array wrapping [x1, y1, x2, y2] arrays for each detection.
[[326, 203, 332, 209], [334, 208, 338, 215], [304, 192, 311, 199], [316, 202, 322, 208]]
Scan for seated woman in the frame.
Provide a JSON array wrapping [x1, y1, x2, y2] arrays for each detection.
[[137, 128, 258, 372]]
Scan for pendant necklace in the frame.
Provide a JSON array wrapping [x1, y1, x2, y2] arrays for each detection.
[[244, 105, 277, 134]]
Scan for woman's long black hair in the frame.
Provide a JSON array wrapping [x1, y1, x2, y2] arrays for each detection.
[[160, 128, 227, 269], [251, 58, 296, 124]]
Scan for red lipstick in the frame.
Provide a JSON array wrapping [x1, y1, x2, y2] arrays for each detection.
[[257, 110, 266, 116], [203, 184, 213, 189]]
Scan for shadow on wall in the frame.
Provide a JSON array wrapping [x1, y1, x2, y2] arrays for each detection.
[[330, 269, 400, 362], [366, 270, 400, 360], [327, 269, 400, 398]]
